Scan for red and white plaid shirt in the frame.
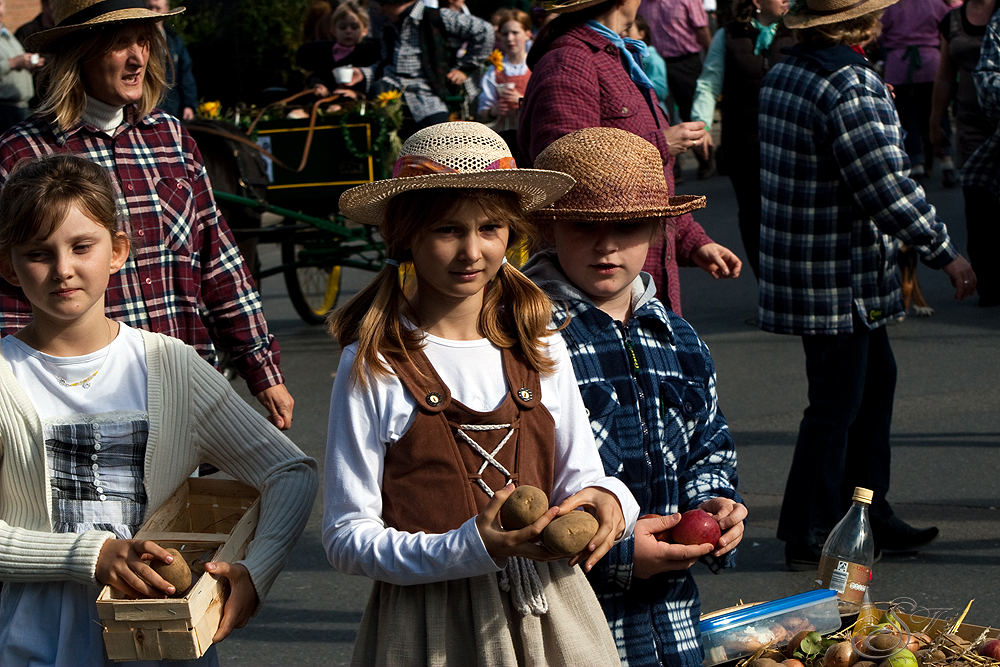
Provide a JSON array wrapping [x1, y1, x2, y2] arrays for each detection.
[[0, 108, 283, 395]]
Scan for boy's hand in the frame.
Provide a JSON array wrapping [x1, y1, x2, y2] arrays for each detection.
[[698, 497, 747, 558], [557, 486, 626, 572], [446, 69, 468, 85], [206, 561, 258, 642], [476, 483, 565, 562], [96, 539, 178, 598], [632, 514, 713, 579]]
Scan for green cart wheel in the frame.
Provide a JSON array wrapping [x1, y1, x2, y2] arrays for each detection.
[[282, 241, 342, 325]]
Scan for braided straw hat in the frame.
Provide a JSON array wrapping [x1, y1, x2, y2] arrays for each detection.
[[339, 122, 576, 226], [25, 0, 183, 52], [783, 0, 898, 29], [530, 127, 706, 223]]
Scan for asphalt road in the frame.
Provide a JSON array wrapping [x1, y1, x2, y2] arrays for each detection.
[[216, 157, 1000, 666]]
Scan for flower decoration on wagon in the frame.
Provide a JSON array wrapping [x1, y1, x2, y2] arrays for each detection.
[[197, 100, 221, 119]]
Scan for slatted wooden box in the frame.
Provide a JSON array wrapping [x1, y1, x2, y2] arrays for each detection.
[[96, 478, 260, 662]]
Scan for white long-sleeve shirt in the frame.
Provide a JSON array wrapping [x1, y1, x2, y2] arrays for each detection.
[[322, 331, 639, 586]]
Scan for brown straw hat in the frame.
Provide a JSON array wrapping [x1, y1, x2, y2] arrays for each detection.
[[339, 122, 576, 226], [783, 0, 898, 29], [25, 0, 184, 52], [530, 127, 706, 223]]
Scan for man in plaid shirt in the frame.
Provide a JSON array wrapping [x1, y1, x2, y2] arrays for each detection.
[[758, 0, 976, 569]]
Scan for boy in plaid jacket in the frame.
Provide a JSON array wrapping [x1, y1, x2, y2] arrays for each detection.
[[523, 127, 746, 667]]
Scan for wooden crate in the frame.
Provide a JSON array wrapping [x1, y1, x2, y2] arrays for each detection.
[[96, 478, 260, 662]]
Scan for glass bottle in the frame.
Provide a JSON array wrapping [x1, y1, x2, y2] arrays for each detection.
[[815, 487, 875, 616]]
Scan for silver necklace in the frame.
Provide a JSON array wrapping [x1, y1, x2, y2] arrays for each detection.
[[42, 320, 114, 390]]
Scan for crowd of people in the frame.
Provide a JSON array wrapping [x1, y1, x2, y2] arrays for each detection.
[[0, 0, 995, 665]]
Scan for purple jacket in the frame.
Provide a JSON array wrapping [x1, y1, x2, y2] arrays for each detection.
[[518, 23, 713, 315]]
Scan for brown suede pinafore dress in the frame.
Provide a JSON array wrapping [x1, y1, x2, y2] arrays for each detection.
[[351, 346, 620, 667]]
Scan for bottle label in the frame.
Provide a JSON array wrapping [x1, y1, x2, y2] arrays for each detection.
[[817, 555, 870, 604]]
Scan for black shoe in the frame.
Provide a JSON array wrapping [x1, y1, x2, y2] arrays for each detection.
[[871, 515, 939, 552], [785, 542, 822, 571]]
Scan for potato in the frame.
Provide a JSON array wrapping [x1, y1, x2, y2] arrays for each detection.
[[500, 485, 549, 530], [150, 547, 192, 597], [825, 641, 859, 667], [542, 511, 599, 557]]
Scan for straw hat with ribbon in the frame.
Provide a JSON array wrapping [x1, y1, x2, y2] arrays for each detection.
[[25, 0, 183, 52], [783, 0, 898, 29], [339, 122, 576, 226], [530, 127, 706, 223]]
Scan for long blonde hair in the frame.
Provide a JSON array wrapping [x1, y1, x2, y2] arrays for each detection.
[[38, 21, 168, 132], [328, 188, 556, 387]]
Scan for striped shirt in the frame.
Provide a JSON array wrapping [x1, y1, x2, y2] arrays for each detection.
[[0, 109, 282, 394]]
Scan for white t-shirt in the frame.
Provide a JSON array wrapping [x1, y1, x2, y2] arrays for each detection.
[[322, 330, 639, 586]]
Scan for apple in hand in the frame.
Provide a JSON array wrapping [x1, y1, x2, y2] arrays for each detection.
[[672, 509, 722, 547]]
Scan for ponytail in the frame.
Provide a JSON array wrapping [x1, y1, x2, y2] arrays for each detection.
[[327, 263, 423, 388], [480, 261, 557, 374]]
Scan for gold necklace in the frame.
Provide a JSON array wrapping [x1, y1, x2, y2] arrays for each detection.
[[44, 319, 115, 390]]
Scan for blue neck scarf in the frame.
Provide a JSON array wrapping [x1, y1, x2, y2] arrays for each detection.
[[751, 18, 778, 56], [586, 20, 655, 90]]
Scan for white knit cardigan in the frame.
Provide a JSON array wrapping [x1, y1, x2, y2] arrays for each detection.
[[0, 329, 318, 602]]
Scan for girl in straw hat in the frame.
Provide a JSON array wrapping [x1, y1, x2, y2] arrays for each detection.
[[323, 121, 637, 666], [758, 0, 976, 570], [522, 127, 746, 667]]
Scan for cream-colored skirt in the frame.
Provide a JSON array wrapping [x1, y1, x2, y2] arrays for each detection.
[[352, 560, 620, 666]]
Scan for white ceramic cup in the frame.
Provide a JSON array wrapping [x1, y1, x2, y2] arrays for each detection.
[[334, 66, 354, 85]]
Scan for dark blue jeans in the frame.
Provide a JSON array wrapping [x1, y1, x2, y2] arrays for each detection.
[[777, 323, 897, 548]]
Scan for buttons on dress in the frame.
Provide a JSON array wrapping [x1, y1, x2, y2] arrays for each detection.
[[621, 106, 628, 114], [517, 388, 533, 402], [99, 495, 107, 501], [604, 44, 616, 55], [426, 392, 443, 406], [91, 454, 98, 461], [94, 443, 102, 451]]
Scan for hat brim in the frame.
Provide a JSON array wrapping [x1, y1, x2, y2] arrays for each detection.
[[25, 7, 184, 52], [544, 0, 610, 14], [339, 169, 577, 226], [530, 194, 707, 222], [782, 0, 896, 29]]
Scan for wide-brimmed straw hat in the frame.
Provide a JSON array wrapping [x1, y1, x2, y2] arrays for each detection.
[[339, 122, 576, 226], [25, 0, 184, 52], [783, 0, 898, 29], [540, 0, 610, 14], [530, 127, 706, 223]]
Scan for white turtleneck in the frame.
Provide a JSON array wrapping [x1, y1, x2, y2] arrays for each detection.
[[81, 95, 124, 134]]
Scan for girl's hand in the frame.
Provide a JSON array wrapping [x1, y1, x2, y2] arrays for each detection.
[[205, 561, 259, 642], [314, 83, 330, 98], [698, 497, 748, 558], [556, 486, 626, 572], [476, 483, 565, 562], [632, 514, 713, 579], [447, 69, 468, 85], [96, 539, 177, 598]]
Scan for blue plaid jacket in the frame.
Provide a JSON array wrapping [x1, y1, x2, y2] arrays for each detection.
[[758, 44, 959, 335], [961, 10, 1000, 195], [524, 253, 740, 667]]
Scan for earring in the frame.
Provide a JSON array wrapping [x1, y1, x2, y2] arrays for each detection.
[[756, 6, 762, 12]]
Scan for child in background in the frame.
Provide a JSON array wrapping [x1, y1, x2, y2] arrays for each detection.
[[296, 0, 379, 99], [0, 154, 317, 666], [323, 122, 638, 666], [479, 9, 533, 138], [624, 14, 670, 115], [522, 127, 747, 667]]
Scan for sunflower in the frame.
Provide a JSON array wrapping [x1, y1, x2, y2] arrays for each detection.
[[376, 90, 403, 108], [489, 49, 504, 73]]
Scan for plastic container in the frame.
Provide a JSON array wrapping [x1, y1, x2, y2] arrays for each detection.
[[699, 589, 841, 666]]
